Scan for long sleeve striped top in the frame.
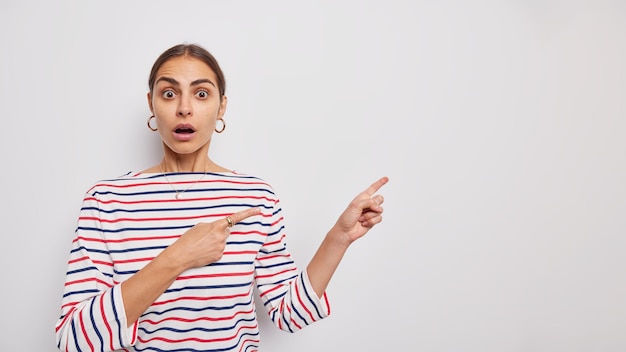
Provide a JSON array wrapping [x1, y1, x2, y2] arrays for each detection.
[[55, 171, 330, 352]]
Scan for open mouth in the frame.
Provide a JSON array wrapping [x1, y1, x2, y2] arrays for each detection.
[[175, 127, 195, 134]]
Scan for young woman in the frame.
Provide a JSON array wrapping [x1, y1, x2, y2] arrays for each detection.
[[55, 43, 388, 352]]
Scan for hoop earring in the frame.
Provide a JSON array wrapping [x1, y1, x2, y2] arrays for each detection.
[[147, 115, 158, 131], [215, 117, 226, 133]]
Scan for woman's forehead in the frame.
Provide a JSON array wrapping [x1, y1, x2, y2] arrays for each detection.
[[156, 56, 217, 82]]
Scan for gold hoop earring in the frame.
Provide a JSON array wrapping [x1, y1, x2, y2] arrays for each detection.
[[147, 115, 158, 131], [215, 117, 226, 133]]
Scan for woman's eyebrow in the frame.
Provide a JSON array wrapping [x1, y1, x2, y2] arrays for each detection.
[[155, 77, 216, 88], [156, 76, 179, 86], [191, 78, 216, 88]]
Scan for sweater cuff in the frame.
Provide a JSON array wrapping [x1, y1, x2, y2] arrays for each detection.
[[301, 269, 331, 319], [113, 285, 139, 346]]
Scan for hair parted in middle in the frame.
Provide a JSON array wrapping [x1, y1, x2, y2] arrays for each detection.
[[148, 43, 226, 100]]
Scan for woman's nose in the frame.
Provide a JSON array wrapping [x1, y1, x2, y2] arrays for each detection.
[[177, 107, 192, 116], [177, 98, 192, 116]]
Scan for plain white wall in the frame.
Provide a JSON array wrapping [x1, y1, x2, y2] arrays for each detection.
[[1, 0, 625, 351]]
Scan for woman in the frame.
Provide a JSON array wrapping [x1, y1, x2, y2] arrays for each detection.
[[55, 43, 388, 351]]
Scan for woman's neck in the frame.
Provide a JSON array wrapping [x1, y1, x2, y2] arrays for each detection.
[[160, 157, 211, 173]]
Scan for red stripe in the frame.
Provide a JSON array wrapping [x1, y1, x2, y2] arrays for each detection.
[[100, 293, 115, 350], [138, 323, 258, 344], [177, 270, 254, 280], [93, 260, 114, 267], [94, 179, 270, 189], [55, 306, 76, 333], [60, 301, 79, 311], [79, 310, 95, 351], [153, 291, 251, 306], [287, 304, 302, 330], [255, 253, 291, 262], [263, 233, 288, 247], [76, 235, 179, 244], [277, 300, 284, 330], [93, 194, 277, 205], [68, 256, 90, 265], [294, 281, 315, 321], [323, 292, 331, 315], [258, 283, 282, 298], [142, 308, 254, 325], [238, 337, 261, 352], [68, 256, 113, 268], [130, 321, 138, 344], [228, 230, 267, 236], [114, 257, 153, 264], [223, 250, 258, 255], [65, 277, 112, 288], [269, 216, 284, 226], [255, 267, 296, 280], [80, 212, 235, 223]]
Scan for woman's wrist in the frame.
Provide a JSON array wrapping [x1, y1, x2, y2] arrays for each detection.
[[157, 244, 189, 276], [326, 226, 352, 250]]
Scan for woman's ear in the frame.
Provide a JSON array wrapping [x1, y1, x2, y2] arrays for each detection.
[[146, 92, 154, 114], [218, 95, 228, 118]]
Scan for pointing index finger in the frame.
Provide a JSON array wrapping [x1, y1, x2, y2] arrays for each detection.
[[223, 207, 261, 228], [364, 176, 389, 196]]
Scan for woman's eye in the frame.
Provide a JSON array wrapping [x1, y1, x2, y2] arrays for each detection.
[[196, 90, 209, 99], [162, 90, 176, 99]]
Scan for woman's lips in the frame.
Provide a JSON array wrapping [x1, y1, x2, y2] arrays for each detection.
[[173, 125, 196, 141]]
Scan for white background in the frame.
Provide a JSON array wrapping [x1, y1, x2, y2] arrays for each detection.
[[1, 1, 625, 351]]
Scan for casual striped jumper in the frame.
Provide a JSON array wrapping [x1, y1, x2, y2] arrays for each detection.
[[55, 171, 330, 352]]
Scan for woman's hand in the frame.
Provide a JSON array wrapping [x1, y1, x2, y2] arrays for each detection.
[[306, 176, 389, 296], [169, 207, 261, 270], [333, 176, 389, 245]]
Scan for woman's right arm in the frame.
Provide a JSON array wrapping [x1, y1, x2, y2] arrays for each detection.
[[120, 209, 260, 326], [55, 192, 258, 351]]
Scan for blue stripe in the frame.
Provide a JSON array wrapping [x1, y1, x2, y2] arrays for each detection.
[[133, 331, 260, 352], [102, 171, 262, 182], [226, 240, 264, 246], [110, 288, 124, 348], [301, 272, 324, 320], [243, 342, 260, 352], [82, 202, 272, 215], [66, 266, 100, 276], [291, 304, 308, 325], [263, 291, 286, 307], [92, 187, 275, 198], [271, 208, 282, 217], [143, 296, 254, 317], [109, 261, 257, 276], [257, 275, 296, 290], [63, 289, 100, 298], [138, 317, 256, 334], [77, 222, 270, 233], [72, 245, 168, 255], [266, 225, 285, 237], [162, 282, 252, 295], [77, 225, 192, 233], [70, 318, 83, 351], [208, 261, 255, 267], [89, 296, 104, 352], [281, 313, 294, 333], [256, 260, 295, 270]]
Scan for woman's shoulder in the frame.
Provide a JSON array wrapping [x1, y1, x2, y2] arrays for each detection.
[[220, 170, 277, 191], [82, 171, 146, 194]]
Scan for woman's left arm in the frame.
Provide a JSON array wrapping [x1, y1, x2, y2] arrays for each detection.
[[306, 176, 389, 297]]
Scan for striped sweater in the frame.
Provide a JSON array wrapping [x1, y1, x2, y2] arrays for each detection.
[[55, 171, 330, 352]]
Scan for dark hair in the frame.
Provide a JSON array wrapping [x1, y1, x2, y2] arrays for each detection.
[[148, 43, 226, 98]]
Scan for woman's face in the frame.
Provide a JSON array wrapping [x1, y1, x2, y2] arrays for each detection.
[[148, 56, 227, 157]]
